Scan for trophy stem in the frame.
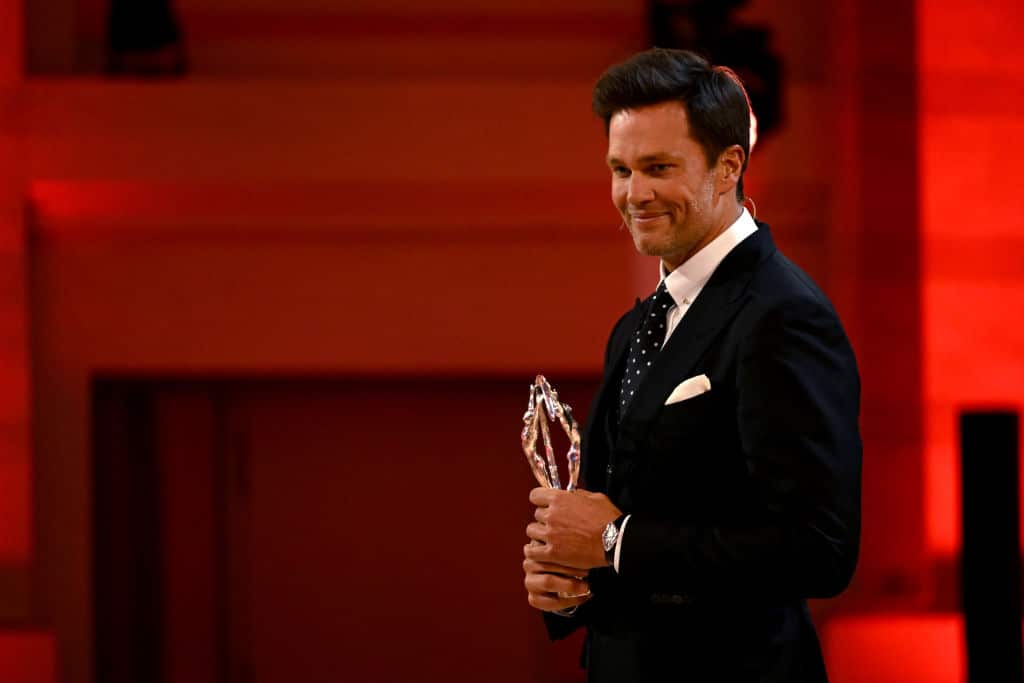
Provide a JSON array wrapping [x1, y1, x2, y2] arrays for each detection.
[[521, 384, 553, 487], [537, 403, 562, 490]]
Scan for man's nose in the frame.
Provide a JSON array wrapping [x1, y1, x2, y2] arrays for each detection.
[[627, 174, 655, 204]]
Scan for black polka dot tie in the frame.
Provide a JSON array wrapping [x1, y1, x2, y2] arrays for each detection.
[[619, 281, 674, 420]]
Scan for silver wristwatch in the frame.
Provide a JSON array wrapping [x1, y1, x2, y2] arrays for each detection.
[[602, 515, 626, 565]]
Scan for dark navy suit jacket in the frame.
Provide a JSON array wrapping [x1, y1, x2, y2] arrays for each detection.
[[544, 223, 862, 683]]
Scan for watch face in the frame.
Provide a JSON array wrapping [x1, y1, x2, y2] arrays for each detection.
[[602, 522, 616, 551]]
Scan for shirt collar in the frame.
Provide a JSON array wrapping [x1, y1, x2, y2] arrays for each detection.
[[659, 208, 758, 307]]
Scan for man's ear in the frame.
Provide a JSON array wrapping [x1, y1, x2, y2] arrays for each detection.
[[716, 144, 745, 196]]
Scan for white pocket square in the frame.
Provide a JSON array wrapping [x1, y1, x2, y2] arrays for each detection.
[[664, 374, 711, 405]]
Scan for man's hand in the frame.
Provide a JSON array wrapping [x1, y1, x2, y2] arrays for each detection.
[[522, 558, 591, 613], [524, 487, 621, 570]]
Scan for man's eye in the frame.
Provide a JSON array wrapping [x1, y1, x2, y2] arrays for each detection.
[[650, 164, 672, 173], [612, 167, 631, 177]]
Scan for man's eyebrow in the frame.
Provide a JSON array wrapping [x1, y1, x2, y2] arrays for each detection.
[[606, 153, 677, 165]]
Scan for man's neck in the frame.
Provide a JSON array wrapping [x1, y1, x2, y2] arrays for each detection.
[[662, 203, 744, 272]]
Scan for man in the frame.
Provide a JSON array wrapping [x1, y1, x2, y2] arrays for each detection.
[[522, 48, 861, 682]]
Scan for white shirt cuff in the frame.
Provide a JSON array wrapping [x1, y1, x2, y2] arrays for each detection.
[[612, 514, 631, 573]]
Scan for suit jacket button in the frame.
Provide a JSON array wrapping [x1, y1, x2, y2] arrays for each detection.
[[606, 464, 613, 475]]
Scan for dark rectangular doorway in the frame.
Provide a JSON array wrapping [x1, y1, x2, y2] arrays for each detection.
[[92, 377, 597, 683]]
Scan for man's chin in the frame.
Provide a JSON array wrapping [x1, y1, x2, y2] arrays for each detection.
[[631, 233, 664, 257], [632, 235, 673, 259], [631, 237, 693, 269]]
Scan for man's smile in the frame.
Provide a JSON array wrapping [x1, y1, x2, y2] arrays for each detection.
[[629, 211, 671, 226]]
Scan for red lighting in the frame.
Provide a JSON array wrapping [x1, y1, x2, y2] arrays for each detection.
[[0, 632, 56, 683], [824, 615, 964, 683]]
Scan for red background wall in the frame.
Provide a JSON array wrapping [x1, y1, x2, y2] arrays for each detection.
[[0, 0, 1021, 681]]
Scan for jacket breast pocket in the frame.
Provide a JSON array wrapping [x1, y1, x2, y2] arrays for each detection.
[[643, 388, 729, 465], [632, 385, 744, 514], [655, 389, 716, 434]]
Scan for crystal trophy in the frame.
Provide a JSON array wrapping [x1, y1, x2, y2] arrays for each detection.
[[520, 375, 581, 491], [521, 375, 590, 602]]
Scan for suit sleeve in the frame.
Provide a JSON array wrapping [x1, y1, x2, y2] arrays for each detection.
[[617, 298, 862, 600]]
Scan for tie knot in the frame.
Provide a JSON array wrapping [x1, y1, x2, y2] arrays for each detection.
[[651, 281, 673, 313]]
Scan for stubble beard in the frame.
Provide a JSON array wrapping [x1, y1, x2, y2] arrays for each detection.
[[626, 212, 704, 268]]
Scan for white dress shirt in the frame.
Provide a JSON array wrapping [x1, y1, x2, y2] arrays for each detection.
[[613, 208, 758, 572]]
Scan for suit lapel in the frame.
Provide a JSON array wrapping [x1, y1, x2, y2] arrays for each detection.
[[614, 225, 777, 455], [607, 300, 643, 378], [582, 298, 643, 489]]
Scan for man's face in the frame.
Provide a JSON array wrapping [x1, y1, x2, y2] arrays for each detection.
[[606, 101, 728, 271]]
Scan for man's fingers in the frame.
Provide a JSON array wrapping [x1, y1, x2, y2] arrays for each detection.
[[522, 558, 585, 578], [527, 590, 590, 612], [523, 541, 550, 561], [523, 489, 595, 612], [524, 572, 590, 600], [529, 487, 557, 507], [525, 522, 548, 543]]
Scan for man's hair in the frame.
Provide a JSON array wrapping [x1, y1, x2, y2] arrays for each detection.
[[592, 48, 752, 200]]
